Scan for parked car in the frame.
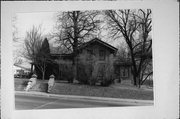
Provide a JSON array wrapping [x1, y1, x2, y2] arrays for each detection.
[[14, 73, 31, 79], [14, 74, 20, 78]]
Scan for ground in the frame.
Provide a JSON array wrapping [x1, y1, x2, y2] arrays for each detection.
[[15, 78, 153, 100], [16, 93, 147, 110]]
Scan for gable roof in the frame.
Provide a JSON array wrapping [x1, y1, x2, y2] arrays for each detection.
[[50, 38, 118, 57], [77, 38, 118, 53]]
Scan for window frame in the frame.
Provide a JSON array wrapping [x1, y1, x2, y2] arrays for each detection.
[[120, 67, 129, 78], [99, 49, 106, 61], [86, 49, 93, 60]]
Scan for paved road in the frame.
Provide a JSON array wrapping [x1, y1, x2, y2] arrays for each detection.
[[15, 94, 131, 110]]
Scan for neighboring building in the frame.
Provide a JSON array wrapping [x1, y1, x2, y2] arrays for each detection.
[[14, 63, 31, 78]]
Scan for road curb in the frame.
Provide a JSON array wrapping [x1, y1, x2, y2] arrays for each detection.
[[15, 91, 153, 106]]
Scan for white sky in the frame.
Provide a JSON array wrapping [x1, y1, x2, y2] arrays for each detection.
[[16, 12, 56, 40], [13, 12, 58, 63]]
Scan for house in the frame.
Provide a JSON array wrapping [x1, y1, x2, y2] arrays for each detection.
[[75, 38, 118, 84], [113, 58, 133, 82], [31, 38, 133, 85], [49, 38, 133, 84], [14, 63, 31, 78], [76, 38, 117, 60]]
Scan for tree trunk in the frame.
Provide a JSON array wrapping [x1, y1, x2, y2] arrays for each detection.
[[129, 48, 138, 86], [133, 74, 137, 86], [72, 12, 78, 83], [59, 65, 61, 80], [132, 75, 141, 87], [72, 64, 76, 83], [71, 51, 77, 83], [42, 71, 45, 80], [137, 75, 141, 88]]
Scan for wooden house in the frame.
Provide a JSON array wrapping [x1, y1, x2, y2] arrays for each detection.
[[33, 38, 133, 83]]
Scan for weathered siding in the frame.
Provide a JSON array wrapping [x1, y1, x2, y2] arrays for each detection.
[[78, 43, 114, 63]]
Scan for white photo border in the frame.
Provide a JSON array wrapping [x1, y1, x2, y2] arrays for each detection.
[[1, 1, 179, 119]]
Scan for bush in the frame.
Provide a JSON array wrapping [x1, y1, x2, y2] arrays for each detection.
[[55, 59, 74, 82], [39, 83, 48, 92], [76, 54, 95, 84], [22, 80, 29, 86], [77, 53, 115, 86], [101, 76, 114, 86], [77, 63, 92, 84]]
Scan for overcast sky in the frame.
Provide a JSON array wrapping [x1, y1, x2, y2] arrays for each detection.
[[16, 12, 56, 40]]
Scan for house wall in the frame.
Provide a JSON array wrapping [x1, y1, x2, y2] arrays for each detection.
[[119, 66, 133, 80], [114, 64, 133, 84], [77, 43, 115, 75], [53, 60, 73, 81], [78, 43, 114, 63], [40, 43, 133, 82], [76, 43, 116, 84]]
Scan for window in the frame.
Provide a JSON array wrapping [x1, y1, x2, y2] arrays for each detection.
[[120, 67, 129, 77], [87, 49, 93, 60], [99, 50, 105, 60]]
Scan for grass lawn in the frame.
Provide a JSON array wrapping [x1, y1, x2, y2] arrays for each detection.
[[15, 78, 153, 100]]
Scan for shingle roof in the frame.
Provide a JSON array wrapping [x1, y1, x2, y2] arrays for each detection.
[[77, 38, 118, 53], [51, 38, 118, 55]]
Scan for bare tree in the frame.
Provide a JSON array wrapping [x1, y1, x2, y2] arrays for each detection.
[[116, 43, 130, 61], [36, 38, 51, 80], [105, 9, 152, 87], [22, 26, 49, 80], [52, 10, 101, 82], [23, 25, 43, 62]]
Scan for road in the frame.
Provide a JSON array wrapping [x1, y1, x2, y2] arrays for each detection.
[[15, 94, 131, 110]]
